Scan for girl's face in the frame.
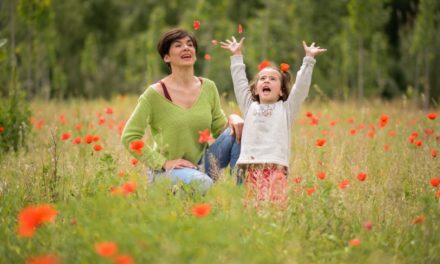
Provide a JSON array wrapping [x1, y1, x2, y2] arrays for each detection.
[[255, 68, 283, 104], [164, 36, 197, 68]]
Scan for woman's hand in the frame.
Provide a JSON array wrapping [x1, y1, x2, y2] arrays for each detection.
[[228, 114, 244, 143], [220, 36, 245, 55], [163, 159, 197, 171], [303, 41, 327, 57]]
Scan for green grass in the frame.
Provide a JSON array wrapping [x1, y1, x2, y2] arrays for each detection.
[[0, 97, 439, 263]]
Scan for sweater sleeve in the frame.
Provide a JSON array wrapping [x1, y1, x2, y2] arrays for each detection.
[[230, 55, 253, 116], [121, 90, 167, 170], [209, 81, 228, 138], [286, 56, 316, 123]]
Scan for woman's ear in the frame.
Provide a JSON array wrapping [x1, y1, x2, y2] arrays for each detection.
[[164, 55, 170, 63]]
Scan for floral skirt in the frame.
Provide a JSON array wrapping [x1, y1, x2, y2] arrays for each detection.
[[241, 163, 288, 204]]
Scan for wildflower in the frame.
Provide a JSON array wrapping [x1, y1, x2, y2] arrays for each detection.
[[293, 177, 301, 184], [427, 112, 437, 120], [74, 123, 81, 131], [306, 187, 316, 196], [198, 129, 213, 144], [130, 140, 144, 154], [95, 241, 118, 258], [105, 107, 113, 114], [388, 130, 396, 137], [310, 117, 319, 125], [98, 117, 106, 125], [204, 54, 211, 61], [367, 130, 375, 138], [347, 117, 354, 124], [61, 133, 71, 141], [93, 135, 100, 142], [258, 60, 271, 70], [316, 171, 326, 180], [280, 63, 290, 72], [58, 114, 67, 125], [122, 181, 137, 194], [436, 190, 440, 198], [73, 137, 81, 144], [349, 238, 361, 247], [17, 204, 57, 237], [0, 127, 4, 133], [357, 172, 367, 182], [117, 171, 126, 177], [411, 215, 426, 224], [191, 203, 211, 218], [329, 120, 337, 126], [306, 112, 313, 118], [425, 129, 435, 136], [414, 140, 422, 147], [193, 20, 201, 30], [339, 179, 350, 189], [26, 254, 61, 264], [431, 178, 440, 187], [114, 255, 134, 264], [383, 144, 390, 151], [315, 138, 326, 147], [349, 128, 357, 135], [131, 159, 139, 166], [238, 23, 243, 34], [431, 149, 437, 158], [363, 221, 373, 231], [93, 144, 103, 152], [84, 135, 94, 144]]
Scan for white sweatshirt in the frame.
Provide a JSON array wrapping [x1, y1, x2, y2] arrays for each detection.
[[230, 55, 316, 167]]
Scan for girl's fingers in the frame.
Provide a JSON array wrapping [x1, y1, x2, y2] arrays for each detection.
[[232, 36, 237, 43]]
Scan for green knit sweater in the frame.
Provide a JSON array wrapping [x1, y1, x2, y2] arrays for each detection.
[[121, 78, 227, 170]]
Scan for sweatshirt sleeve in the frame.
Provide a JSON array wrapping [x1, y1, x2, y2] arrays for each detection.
[[121, 90, 167, 170], [286, 56, 316, 123], [230, 55, 253, 116]]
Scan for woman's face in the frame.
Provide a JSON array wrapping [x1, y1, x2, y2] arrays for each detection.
[[164, 36, 197, 68]]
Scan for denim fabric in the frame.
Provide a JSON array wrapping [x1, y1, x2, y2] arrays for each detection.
[[149, 128, 241, 191]]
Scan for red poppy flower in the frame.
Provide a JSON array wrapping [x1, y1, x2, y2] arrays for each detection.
[[98, 117, 106, 125], [122, 181, 137, 194], [238, 23, 243, 34], [349, 238, 361, 247], [93, 144, 103, 152], [411, 215, 426, 224], [388, 130, 396, 137], [117, 171, 126, 177], [58, 114, 67, 125], [357, 172, 367, 182], [84, 135, 94, 144], [131, 159, 139, 166], [73, 137, 81, 144], [95, 241, 118, 258], [436, 190, 440, 198], [329, 120, 337, 126], [193, 20, 201, 30], [258, 60, 271, 70], [198, 129, 213, 144], [93, 136, 100, 142], [130, 140, 144, 154], [316, 171, 326, 180], [383, 144, 390, 151], [414, 140, 422, 147], [425, 129, 435, 136], [306, 112, 313, 118], [105, 107, 113, 114], [204, 53, 211, 61], [347, 117, 354, 124], [26, 254, 61, 264], [0, 127, 4, 133], [306, 187, 316, 196], [310, 117, 319, 125], [74, 123, 81, 131], [339, 179, 350, 189], [192, 203, 211, 218], [431, 178, 440, 187], [427, 112, 437, 120], [367, 130, 375, 138], [114, 255, 134, 264], [363, 221, 373, 231], [293, 177, 301, 184], [280, 63, 290, 72], [17, 204, 57, 237], [315, 138, 326, 147], [431, 149, 437, 158], [349, 128, 357, 135], [61, 133, 71, 141]]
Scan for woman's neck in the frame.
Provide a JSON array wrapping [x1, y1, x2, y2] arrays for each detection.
[[168, 66, 196, 87]]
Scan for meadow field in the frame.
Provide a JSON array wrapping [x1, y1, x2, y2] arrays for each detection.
[[0, 96, 439, 263]]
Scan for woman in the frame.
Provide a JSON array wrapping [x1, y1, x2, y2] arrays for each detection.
[[121, 28, 243, 192]]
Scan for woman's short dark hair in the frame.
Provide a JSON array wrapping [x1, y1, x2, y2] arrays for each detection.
[[157, 28, 198, 67]]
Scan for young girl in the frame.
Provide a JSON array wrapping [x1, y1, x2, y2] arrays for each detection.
[[220, 37, 326, 203]]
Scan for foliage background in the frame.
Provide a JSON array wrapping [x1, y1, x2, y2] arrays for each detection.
[[0, 0, 439, 107]]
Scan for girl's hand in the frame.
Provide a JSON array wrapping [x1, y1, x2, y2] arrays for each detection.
[[303, 41, 327, 57], [220, 36, 245, 55], [163, 159, 197, 171], [228, 114, 244, 143]]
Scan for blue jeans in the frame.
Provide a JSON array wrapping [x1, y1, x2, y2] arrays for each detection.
[[150, 128, 240, 192]]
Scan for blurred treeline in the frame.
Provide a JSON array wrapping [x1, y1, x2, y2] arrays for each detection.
[[0, 0, 439, 106]]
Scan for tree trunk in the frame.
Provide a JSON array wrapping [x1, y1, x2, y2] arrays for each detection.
[[423, 51, 431, 110], [357, 36, 364, 101]]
